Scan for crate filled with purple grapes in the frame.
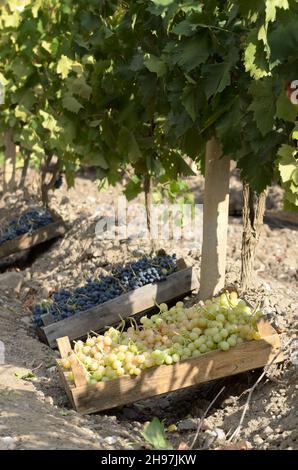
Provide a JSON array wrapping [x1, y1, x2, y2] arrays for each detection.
[[33, 254, 199, 348], [0, 207, 67, 262]]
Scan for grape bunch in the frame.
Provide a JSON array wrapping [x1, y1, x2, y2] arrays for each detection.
[[32, 254, 177, 326], [60, 291, 264, 384], [0, 208, 54, 246], [54, 174, 63, 189]]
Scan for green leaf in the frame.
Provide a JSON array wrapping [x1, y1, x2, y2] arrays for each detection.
[[249, 80, 275, 136], [292, 126, 298, 141], [172, 20, 198, 37], [181, 85, 197, 121], [277, 144, 297, 183], [202, 49, 238, 99], [152, 0, 175, 6], [276, 89, 298, 122], [39, 110, 60, 133], [118, 128, 142, 163], [141, 418, 173, 450], [168, 35, 210, 72], [62, 95, 83, 114], [84, 152, 109, 169], [15, 371, 36, 381], [124, 175, 142, 201], [67, 77, 92, 100], [265, 0, 289, 23], [57, 55, 74, 79], [144, 55, 166, 77]]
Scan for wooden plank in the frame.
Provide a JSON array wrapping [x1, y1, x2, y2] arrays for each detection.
[[41, 313, 55, 326], [56, 337, 87, 388], [0, 210, 66, 260], [56, 336, 72, 358], [70, 332, 282, 414], [57, 364, 76, 408], [42, 266, 199, 348]]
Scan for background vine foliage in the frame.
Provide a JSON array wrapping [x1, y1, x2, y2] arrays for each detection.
[[0, 0, 297, 209]]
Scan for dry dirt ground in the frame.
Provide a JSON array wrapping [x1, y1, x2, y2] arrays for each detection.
[[0, 173, 297, 450]]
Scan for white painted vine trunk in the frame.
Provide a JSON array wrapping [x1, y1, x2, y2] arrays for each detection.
[[199, 138, 230, 300]]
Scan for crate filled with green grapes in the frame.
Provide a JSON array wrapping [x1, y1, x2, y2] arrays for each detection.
[[56, 291, 283, 414]]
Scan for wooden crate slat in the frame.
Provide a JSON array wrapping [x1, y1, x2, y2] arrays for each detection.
[[0, 210, 66, 260], [41, 265, 199, 348], [56, 336, 72, 358], [56, 322, 283, 415]]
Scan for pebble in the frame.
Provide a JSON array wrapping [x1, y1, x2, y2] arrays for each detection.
[[253, 435, 264, 445], [0, 436, 17, 450], [0, 272, 24, 294], [178, 418, 198, 431], [263, 425, 273, 435], [104, 436, 118, 445]]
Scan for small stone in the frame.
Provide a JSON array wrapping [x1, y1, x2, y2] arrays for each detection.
[[45, 396, 54, 406], [122, 407, 139, 420], [0, 272, 24, 294], [178, 418, 198, 431], [263, 426, 273, 435], [0, 436, 17, 450], [253, 435, 264, 446], [61, 196, 70, 205], [104, 436, 118, 445]]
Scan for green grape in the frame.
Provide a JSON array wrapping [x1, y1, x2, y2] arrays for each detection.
[[227, 336, 237, 347], [189, 331, 199, 341], [220, 328, 229, 339], [216, 313, 226, 323], [213, 333, 222, 343], [172, 353, 180, 363], [165, 355, 173, 365], [206, 339, 216, 350], [197, 317, 207, 328], [219, 341, 230, 351]]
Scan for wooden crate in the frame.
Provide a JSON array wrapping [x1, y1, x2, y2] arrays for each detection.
[[0, 208, 67, 262], [37, 259, 199, 348], [56, 320, 283, 414]]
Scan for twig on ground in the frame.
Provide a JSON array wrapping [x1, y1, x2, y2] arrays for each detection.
[[190, 386, 225, 449], [32, 363, 43, 372]]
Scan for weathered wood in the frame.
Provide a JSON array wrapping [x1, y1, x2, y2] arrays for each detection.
[[41, 313, 55, 326], [41, 264, 199, 348], [56, 336, 72, 358], [57, 337, 87, 388], [200, 138, 230, 300], [56, 322, 282, 414], [0, 210, 66, 260]]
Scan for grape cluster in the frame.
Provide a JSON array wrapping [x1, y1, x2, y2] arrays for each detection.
[[54, 174, 63, 189], [60, 292, 263, 384], [0, 208, 54, 246], [32, 254, 177, 326]]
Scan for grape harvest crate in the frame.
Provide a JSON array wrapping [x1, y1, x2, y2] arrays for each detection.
[[56, 320, 283, 414], [37, 259, 199, 348], [0, 209, 67, 262]]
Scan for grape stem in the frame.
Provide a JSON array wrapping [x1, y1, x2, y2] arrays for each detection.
[[190, 386, 226, 449]]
